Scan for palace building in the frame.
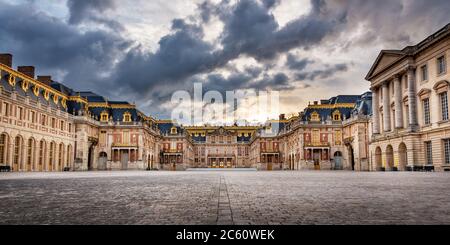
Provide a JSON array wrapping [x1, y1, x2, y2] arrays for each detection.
[[0, 52, 372, 172], [3, 23, 450, 172], [367, 23, 450, 172]]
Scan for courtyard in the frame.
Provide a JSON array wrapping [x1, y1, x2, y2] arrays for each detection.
[[0, 170, 449, 225]]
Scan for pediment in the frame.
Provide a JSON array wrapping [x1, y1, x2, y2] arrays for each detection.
[[366, 50, 404, 80], [209, 126, 234, 136]]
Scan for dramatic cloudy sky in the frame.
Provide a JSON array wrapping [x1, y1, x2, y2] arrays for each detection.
[[1, 0, 449, 122]]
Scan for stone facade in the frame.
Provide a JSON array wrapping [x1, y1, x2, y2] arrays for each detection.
[[0, 52, 373, 172], [367, 23, 450, 172]]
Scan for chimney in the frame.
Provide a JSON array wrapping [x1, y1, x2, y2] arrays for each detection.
[[279, 114, 286, 121], [0, 53, 12, 67], [18, 66, 35, 79], [314, 101, 318, 105], [37, 76, 52, 86]]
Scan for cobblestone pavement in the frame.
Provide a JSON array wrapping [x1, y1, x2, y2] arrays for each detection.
[[0, 171, 449, 225]]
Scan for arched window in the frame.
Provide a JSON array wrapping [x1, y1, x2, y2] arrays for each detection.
[[14, 136, 22, 170], [67, 145, 72, 168], [49, 142, 55, 170], [123, 111, 132, 122], [39, 140, 46, 167], [0, 134, 7, 165], [27, 138, 34, 170], [310, 111, 320, 122], [58, 143, 64, 169], [100, 110, 109, 122], [332, 110, 341, 121]]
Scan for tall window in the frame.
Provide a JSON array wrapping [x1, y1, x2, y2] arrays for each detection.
[[2, 102, 9, 116], [437, 56, 446, 75], [423, 98, 431, 125], [14, 136, 21, 169], [58, 144, 64, 168], [421, 65, 428, 81], [0, 134, 6, 164], [27, 138, 34, 168], [425, 141, 432, 165], [41, 114, 46, 126], [67, 145, 72, 167], [440, 92, 449, 121], [30, 111, 36, 123], [39, 140, 45, 167], [444, 139, 450, 165], [49, 142, 55, 170]]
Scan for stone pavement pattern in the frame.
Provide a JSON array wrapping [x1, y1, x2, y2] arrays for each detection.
[[0, 171, 449, 225]]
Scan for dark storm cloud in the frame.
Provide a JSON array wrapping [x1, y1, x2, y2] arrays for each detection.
[[111, 18, 224, 96], [217, 0, 343, 61], [324, 0, 450, 49], [295, 63, 348, 81], [0, 2, 131, 91], [203, 70, 291, 93], [2, 0, 449, 118], [67, 0, 116, 24], [67, 0, 124, 30], [110, 0, 345, 101], [286, 54, 313, 71]]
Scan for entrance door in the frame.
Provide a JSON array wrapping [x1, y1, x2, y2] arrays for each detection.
[[98, 152, 107, 170], [121, 152, 129, 170], [313, 150, 321, 170], [171, 156, 176, 171], [334, 151, 343, 170], [267, 155, 273, 171]]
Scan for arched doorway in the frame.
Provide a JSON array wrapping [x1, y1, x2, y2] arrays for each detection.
[[375, 147, 382, 171], [49, 141, 56, 171], [334, 151, 343, 170], [386, 145, 394, 171], [398, 143, 407, 171], [98, 152, 107, 170]]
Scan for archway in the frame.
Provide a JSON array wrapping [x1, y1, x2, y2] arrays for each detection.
[[98, 152, 107, 170], [334, 151, 343, 170], [375, 147, 382, 171], [398, 143, 408, 171], [386, 145, 394, 171]]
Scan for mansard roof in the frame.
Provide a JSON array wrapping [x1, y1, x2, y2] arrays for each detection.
[[0, 66, 67, 111], [299, 92, 371, 122]]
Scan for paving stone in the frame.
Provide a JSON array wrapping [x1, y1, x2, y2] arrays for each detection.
[[0, 171, 449, 224]]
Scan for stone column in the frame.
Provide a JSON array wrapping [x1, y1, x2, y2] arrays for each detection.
[[407, 66, 418, 130], [394, 75, 403, 129], [382, 81, 391, 132], [372, 87, 380, 134]]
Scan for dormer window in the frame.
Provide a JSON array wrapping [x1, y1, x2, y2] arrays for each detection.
[[100, 111, 109, 122], [123, 111, 132, 122], [332, 110, 341, 121], [170, 126, 177, 134], [310, 111, 320, 122]]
